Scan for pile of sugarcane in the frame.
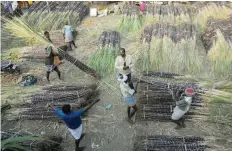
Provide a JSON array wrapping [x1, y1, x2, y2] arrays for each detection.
[[22, 1, 89, 31], [202, 16, 232, 52], [88, 31, 120, 77], [136, 72, 205, 121], [141, 23, 197, 44], [98, 31, 120, 50], [119, 4, 143, 31], [1, 131, 62, 151], [5, 84, 98, 121], [134, 135, 208, 151], [141, 71, 182, 79], [145, 3, 194, 25]]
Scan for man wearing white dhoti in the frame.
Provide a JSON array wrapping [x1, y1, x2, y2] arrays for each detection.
[[171, 88, 194, 129]]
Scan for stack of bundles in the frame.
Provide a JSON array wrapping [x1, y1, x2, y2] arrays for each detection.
[[1, 131, 62, 151], [202, 17, 232, 52], [145, 3, 194, 25], [136, 72, 205, 121], [193, 1, 230, 10], [23, 1, 89, 31], [141, 23, 196, 44], [138, 23, 203, 73], [134, 135, 208, 151], [119, 4, 143, 31], [19, 46, 45, 62], [98, 31, 120, 50], [9, 84, 97, 120], [88, 31, 120, 77]]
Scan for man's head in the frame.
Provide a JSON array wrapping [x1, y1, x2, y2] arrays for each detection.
[[64, 20, 68, 25], [120, 48, 126, 57], [62, 104, 71, 114], [44, 31, 50, 39], [115, 2, 118, 5]]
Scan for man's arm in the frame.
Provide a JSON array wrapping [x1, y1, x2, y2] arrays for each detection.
[[127, 55, 133, 68]]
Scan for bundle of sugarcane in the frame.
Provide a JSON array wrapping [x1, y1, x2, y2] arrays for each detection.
[[134, 135, 208, 151], [119, 4, 143, 32], [202, 17, 232, 52], [194, 3, 232, 32], [98, 31, 120, 50], [1, 131, 62, 151], [42, 83, 97, 91], [141, 23, 197, 44], [18, 46, 45, 61], [88, 31, 120, 77], [22, 2, 89, 31], [142, 71, 182, 78]]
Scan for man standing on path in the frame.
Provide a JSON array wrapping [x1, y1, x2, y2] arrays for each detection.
[[44, 31, 61, 82], [115, 48, 134, 89], [47, 99, 100, 151], [63, 21, 77, 51], [118, 74, 138, 124]]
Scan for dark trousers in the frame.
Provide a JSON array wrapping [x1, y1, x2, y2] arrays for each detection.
[[125, 73, 134, 89]]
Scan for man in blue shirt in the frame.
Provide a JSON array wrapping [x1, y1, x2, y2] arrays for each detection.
[[48, 99, 100, 151]]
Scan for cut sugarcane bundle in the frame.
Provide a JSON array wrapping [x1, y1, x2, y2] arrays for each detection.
[[202, 16, 232, 52], [42, 83, 97, 91], [98, 31, 120, 50], [134, 135, 208, 151], [1, 131, 62, 151]]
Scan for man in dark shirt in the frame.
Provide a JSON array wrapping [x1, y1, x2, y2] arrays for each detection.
[[47, 99, 100, 151], [44, 31, 61, 82]]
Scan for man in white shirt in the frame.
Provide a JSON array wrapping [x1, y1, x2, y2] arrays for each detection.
[[115, 48, 134, 89], [113, 2, 121, 14], [118, 74, 138, 124]]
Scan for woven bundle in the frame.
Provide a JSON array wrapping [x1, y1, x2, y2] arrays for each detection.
[[134, 135, 208, 151], [98, 31, 120, 50], [136, 71, 205, 121], [23, 2, 89, 31], [202, 16, 232, 51], [1, 131, 62, 151], [141, 23, 197, 44]]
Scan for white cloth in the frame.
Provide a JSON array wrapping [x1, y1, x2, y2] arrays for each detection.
[[68, 124, 83, 140], [12, 1, 18, 11], [115, 55, 132, 75], [63, 25, 74, 42], [171, 97, 192, 120], [120, 82, 134, 98]]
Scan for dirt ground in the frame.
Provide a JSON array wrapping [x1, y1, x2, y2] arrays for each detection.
[[1, 3, 232, 151]]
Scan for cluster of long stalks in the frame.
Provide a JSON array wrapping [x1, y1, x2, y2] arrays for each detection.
[[194, 3, 232, 31], [208, 30, 232, 78], [21, 1, 89, 32]]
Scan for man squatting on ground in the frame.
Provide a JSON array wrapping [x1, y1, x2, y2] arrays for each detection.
[[118, 73, 138, 124], [115, 48, 135, 90], [171, 88, 194, 129], [44, 31, 61, 82], [47, 99, 100, 151]]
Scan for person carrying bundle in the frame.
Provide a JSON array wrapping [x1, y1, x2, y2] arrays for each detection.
[[115, 48, 134, 90], [47, 99, 100, 151], [171, 88, 194, 129], [44, 31, 61, 82], [118, 73, 138, 124], [63, 21, 77, 51]]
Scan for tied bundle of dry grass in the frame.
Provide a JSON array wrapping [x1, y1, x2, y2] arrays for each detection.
[[137, 23, 204, 74], [22, 1, 89, 31], [3, 84, 99, 121], [134, 135, 208, 151], [88, 31, 120, 77], [119, 4, 143, 32], [1, 131, 62, 151], [144, 3, 194, 25], [202, 16, 232, 52]]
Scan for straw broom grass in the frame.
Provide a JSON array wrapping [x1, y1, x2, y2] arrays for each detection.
[[208, 30, 232, 78], [194, 3, 232, 31]]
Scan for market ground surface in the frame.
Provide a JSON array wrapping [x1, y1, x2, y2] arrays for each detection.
[[1, 3, 232, 151]]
